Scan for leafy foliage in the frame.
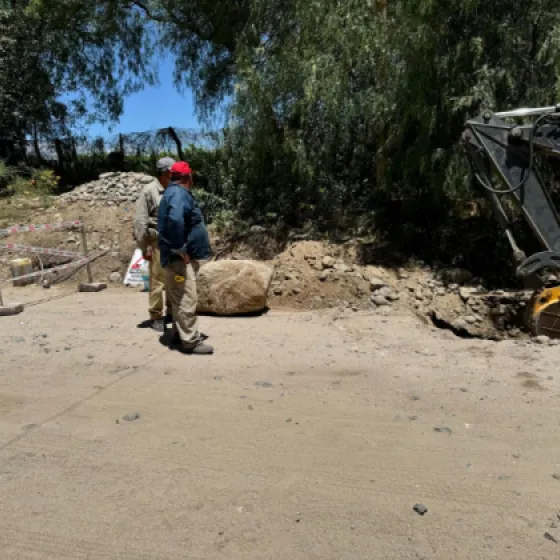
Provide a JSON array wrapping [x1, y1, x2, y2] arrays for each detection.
[[0, 0, 154, 161], [214, 0, 560, 275]]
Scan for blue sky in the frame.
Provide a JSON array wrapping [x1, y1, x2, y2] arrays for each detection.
[[86, 56, 224, 138]]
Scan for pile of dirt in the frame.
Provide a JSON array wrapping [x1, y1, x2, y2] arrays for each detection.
[[0, 173, 539, 340], [0, 201, 138, 286]]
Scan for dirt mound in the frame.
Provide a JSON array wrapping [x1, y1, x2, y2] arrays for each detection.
[[267, 241, 389, 310], [0, 201, 138, 287]]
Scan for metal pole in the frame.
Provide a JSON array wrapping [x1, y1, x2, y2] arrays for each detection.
[[79, 217, 93, 284]]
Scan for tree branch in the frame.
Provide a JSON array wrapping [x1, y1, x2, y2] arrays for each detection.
[[128, 0, 167, 23]]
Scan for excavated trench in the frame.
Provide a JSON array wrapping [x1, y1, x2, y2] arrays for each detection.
[[427, 289, 534, 341]]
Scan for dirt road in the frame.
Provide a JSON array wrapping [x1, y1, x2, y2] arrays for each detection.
[[1, 286, 560, 559]]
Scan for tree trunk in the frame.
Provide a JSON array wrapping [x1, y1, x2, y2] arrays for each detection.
[[167, 126, 184, 160]]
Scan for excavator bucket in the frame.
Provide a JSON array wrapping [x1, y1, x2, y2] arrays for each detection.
[[527, 287, 560, 337]]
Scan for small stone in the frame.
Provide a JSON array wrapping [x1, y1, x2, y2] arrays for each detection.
[[322, 256, 335, 269], [453, 318, 468, 330], [544, 532, 558, 543], [319, 270, 330, 282], [273, 286, 284, 295], [109, 272, 122, 283], [255, 381, 274, 388], [552, 473, 560, 480], [333, 263, 350, 273], [122, 412, 140, 422], [370, 276, 388, 291], [413, 504, 428, 516], [464, 315, 477, 325], [459, 287, 477, 302], [434, 426, 452, 434], [248, 405, 254, 411], [372, 295, 389, 307], [535, 335, 550, 344]]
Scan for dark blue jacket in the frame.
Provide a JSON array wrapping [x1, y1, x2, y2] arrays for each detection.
[[157, 183, 212, 267]]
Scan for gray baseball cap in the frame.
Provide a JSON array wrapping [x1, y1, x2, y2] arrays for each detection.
[[156, 157, 176, 173]]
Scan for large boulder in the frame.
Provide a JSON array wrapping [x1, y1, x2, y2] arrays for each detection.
[[196, 260, 273, 315]]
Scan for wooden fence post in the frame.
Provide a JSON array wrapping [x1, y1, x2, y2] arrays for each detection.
[[79, 217, 94, 284]]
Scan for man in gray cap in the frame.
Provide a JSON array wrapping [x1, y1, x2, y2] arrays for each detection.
[[133, 156, 176, 331]]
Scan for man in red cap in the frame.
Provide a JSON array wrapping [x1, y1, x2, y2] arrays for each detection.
[[157, 161, 214, 354]]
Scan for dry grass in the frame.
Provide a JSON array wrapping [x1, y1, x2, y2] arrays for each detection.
[[0, 195, 52, 229]]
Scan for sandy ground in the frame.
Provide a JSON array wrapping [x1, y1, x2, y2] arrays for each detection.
[[1, 286, 560, 559]]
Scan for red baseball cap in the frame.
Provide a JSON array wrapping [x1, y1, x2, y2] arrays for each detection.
[[170, 161, 193, 175]]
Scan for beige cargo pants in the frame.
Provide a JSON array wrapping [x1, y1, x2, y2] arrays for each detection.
[[148, 246, 169, 320], [164, 258, 204, 347]]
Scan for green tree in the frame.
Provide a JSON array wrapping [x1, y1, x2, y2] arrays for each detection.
[[0, 0, 155, 162]]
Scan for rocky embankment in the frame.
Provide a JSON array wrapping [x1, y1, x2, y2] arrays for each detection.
[[267, 244, 538, 340], [60, 172, 153, 206]]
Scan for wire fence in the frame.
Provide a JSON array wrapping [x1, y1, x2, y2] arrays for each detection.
[[23, 126, 221, 167]]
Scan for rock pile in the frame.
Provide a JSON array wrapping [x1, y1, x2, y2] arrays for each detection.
[[59, 172, 153, 206], [430, 287, 534, 339], [368, 275, 400, 307]]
